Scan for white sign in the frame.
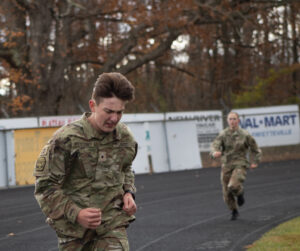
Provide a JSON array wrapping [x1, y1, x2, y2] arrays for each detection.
[[233, 105, 300, 147], [39, 115, 81, 127], [165, 120, 202, 170], [0, 118, 38, 129], [166, 111, 223, 152]]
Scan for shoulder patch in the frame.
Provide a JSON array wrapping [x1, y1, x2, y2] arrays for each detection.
[[34, 144, 51, 177], [36, 157, 46, 172]]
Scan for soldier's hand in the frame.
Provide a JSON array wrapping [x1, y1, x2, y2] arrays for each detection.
[[123, 193, 137, 216], [76, 208, 101, 229], [213, 151, 222, 158], [250, 163, 258, 169]]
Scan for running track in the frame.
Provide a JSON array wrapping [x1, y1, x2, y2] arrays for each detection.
[[0, 160, 299, 251]]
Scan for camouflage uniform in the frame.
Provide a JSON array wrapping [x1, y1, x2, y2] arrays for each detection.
[[210, 127, 261, 211], [34, 113, 137, 250]]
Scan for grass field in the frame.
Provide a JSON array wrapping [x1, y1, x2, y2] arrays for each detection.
[[246, 217, 300, 251]]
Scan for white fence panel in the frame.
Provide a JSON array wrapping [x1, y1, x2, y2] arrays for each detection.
[[127, 121, 170, 174], [165, 120, 202, 171], [143, 122, 170, 173], [0, 131, 7, 187], [0, 130, 15, 187], [0, 118, 38, 129], [126, 123, 151, 174]]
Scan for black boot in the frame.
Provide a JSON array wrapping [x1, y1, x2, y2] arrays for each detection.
[[231, 209, 239, 220], [237, 193, 245, 207]]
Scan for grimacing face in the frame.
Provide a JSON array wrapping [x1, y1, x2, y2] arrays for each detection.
[[88, 96, 126, 133], [227, 112, 240, 130]]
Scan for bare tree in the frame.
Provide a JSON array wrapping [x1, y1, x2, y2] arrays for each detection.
[[0, 0, 299, 117]]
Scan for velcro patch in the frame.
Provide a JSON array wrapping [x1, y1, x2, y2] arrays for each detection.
[[36, 157, 46, 172]]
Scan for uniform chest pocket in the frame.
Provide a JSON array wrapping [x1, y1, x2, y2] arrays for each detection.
[[100, 142, 136, 170], [78, 147, 98, 178], [94, 149, 124, 187], [225, 136, 240, 150], [235, 136, 247, 151], [97, 148, 123, 172]]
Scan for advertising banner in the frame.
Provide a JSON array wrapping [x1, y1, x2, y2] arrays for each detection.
[[39, 115, 81, 127], [233, 105, 300, 147], [166, 111, 223, 152]]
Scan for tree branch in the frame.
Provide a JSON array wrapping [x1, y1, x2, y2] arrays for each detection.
[[0, 49, 18, 68], [118, 29, 181, 75], [100, 23, 148, 73], [160, 63, 195, 77]]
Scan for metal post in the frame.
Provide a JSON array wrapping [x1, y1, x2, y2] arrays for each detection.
[[144, 122, 154, 174], [0, 128, 9, 188], [4, 130, 9, 188], [163, 113, 172, 172]]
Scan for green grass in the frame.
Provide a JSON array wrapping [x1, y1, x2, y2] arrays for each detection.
[[246, 217, 300, 251]]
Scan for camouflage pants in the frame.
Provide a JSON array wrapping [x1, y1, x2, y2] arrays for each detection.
[[221, 165, 247, 211], [58, 227, 129, 251]]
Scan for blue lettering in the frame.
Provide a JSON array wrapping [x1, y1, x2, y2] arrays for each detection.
[[265, 114, 297, 127], [245, 118, 252, 129], [264, 116, 274, 127], [282, 115, 289, 125], [252, 129, 292, 137], [275, 116, 282, 126], [253, 118, 259, 128], [290, 114, 296, 124], [241, 118, 260, 129]]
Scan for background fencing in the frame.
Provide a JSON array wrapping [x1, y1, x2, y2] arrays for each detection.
[[0, 105, 299, 188]]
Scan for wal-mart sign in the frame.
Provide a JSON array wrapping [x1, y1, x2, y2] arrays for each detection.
[[233, 105, 300, 147]]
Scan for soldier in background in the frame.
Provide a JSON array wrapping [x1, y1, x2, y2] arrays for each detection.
[[34, 72, 138, 250], [210, 111, 261, 220]]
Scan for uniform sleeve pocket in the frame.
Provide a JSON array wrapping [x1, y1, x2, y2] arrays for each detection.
[[120, 142, 137, 169]]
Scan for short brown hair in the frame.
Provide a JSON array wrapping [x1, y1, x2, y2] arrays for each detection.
[[227, 111, 239, 119], [92, 72, 135, 104]]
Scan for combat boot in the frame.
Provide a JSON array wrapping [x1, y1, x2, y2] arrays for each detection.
[[230, 209, 239, 221], [237, 193, 245, 207]]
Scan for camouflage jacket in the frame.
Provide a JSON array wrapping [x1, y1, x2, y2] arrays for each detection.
[[34, 113, 137, 238], [210, 127, 261, 167]]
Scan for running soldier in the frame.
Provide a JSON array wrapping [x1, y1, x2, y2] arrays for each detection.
[[210, 111, 262, 220], [34, 72, 137, 250]]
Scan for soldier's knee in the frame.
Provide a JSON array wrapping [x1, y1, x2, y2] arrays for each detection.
[[228, 185, 240, 195]]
